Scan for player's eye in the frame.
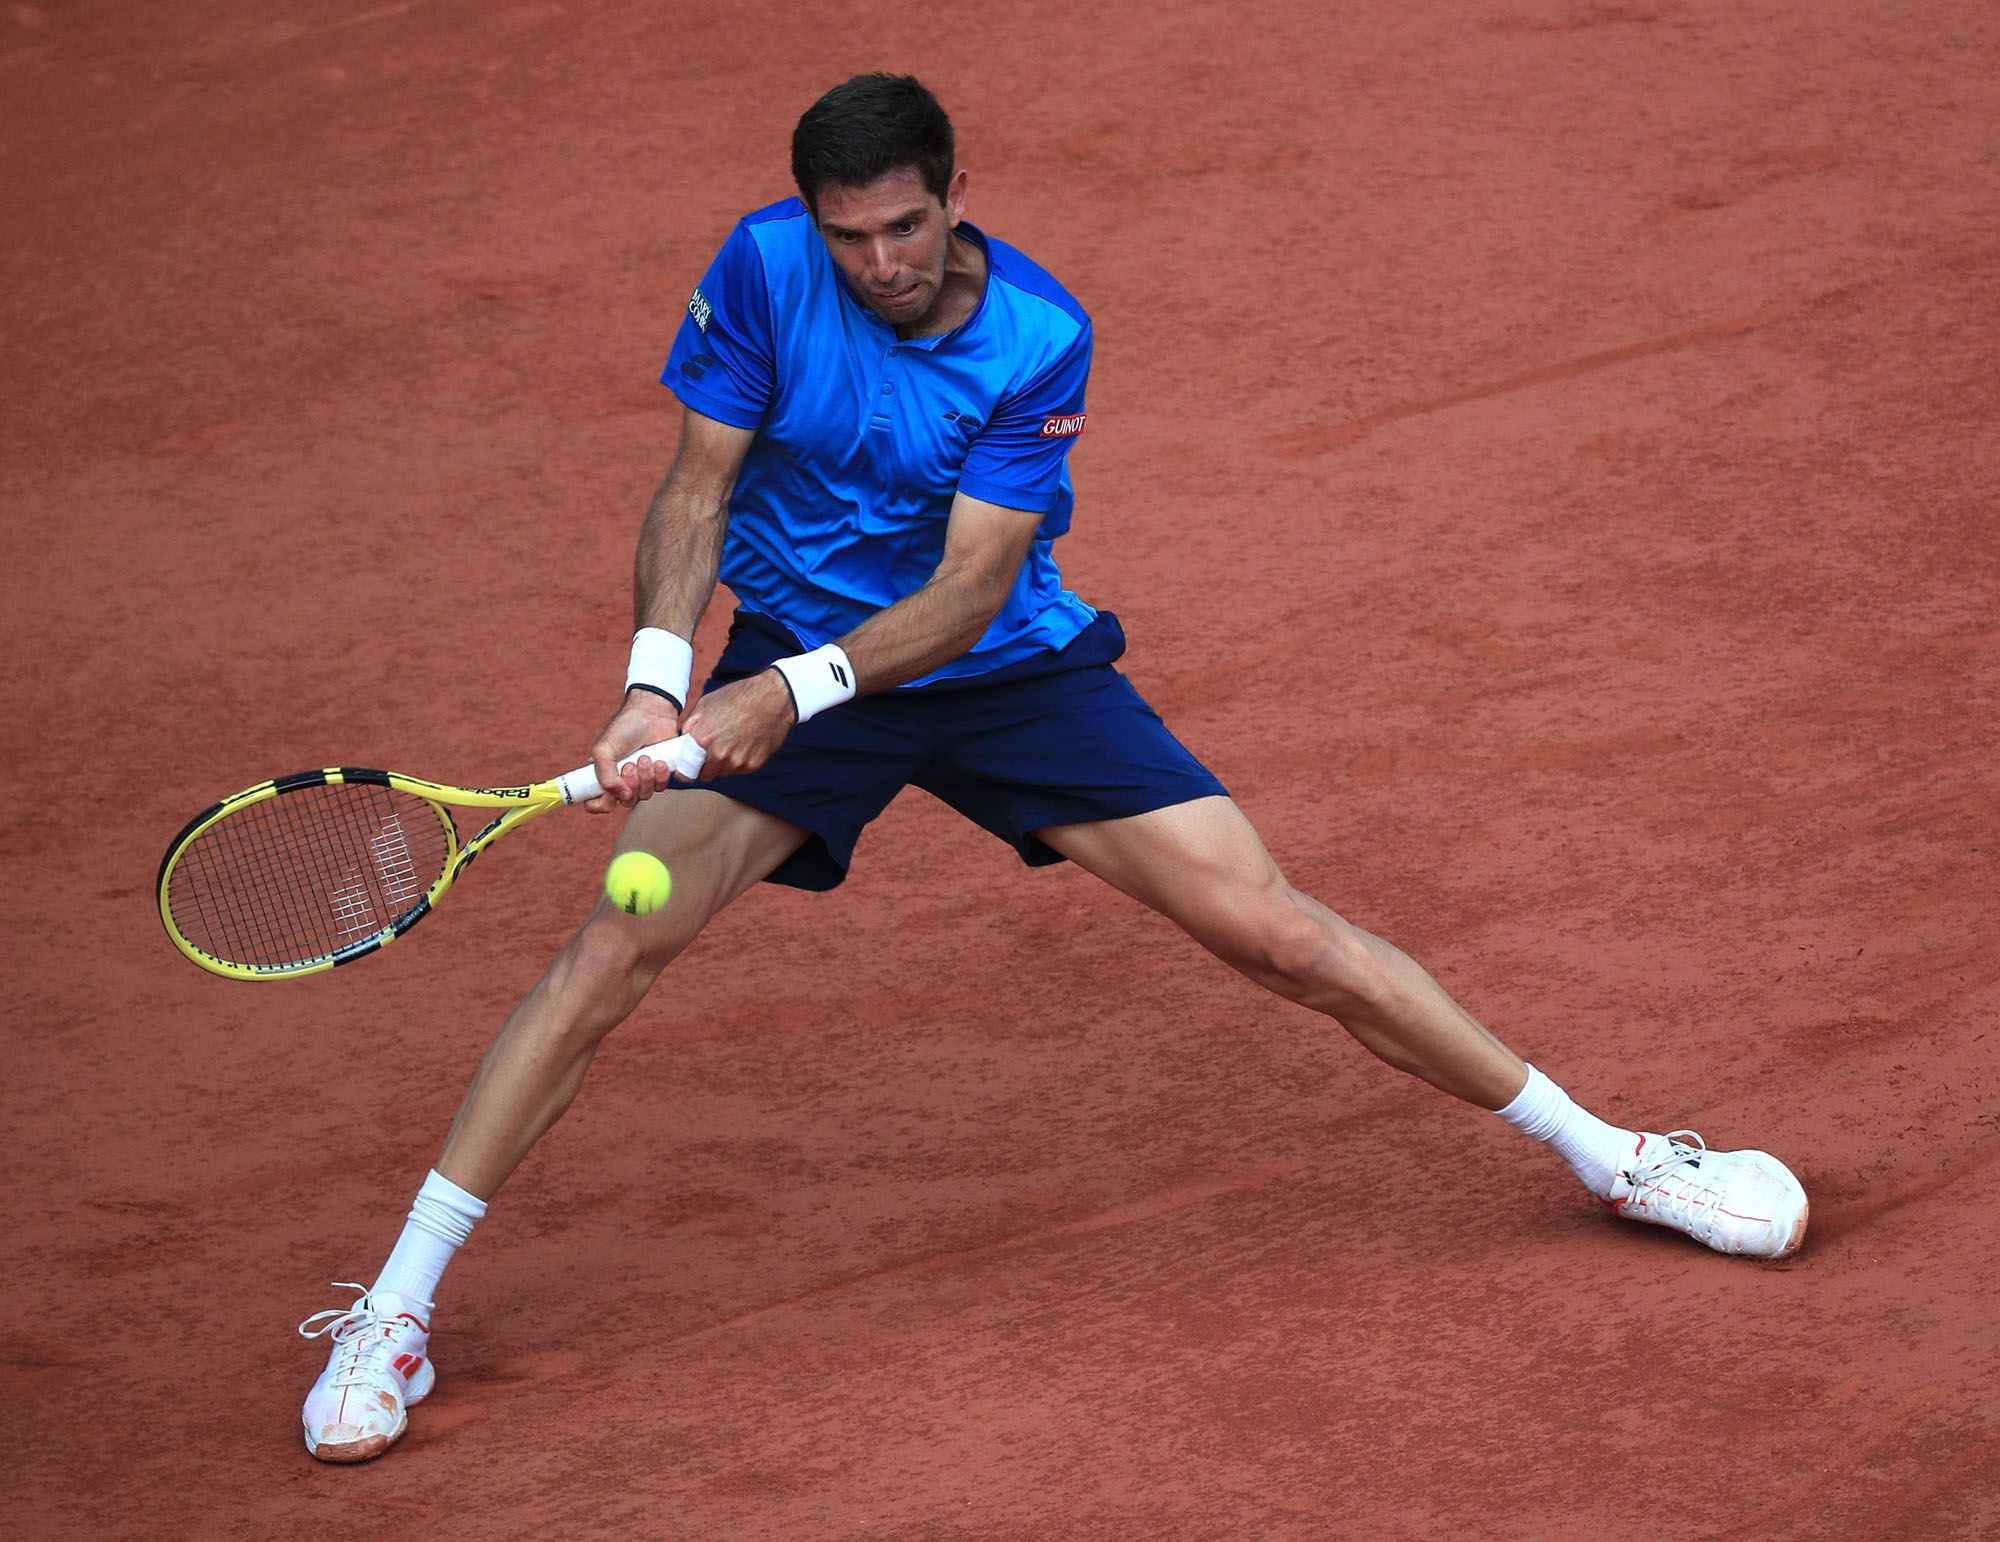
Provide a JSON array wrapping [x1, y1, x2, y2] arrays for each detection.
[[892, 221, 917, 236]]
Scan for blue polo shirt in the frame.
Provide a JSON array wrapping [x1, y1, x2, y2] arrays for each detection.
[[661, 197, 1097, 685]]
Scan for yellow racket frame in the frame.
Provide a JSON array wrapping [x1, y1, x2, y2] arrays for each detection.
[[157, 766, 564, 980], [157, 735, 702, 981]]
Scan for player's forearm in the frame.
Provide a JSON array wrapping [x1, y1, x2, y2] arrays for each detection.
[[632, 475, 728, 640], [836, 565, 1011, 693]]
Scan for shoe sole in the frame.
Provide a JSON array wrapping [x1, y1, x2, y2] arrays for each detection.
[[1754, 1153, 1810, 1259], [1776, 1195, 1809, 1257], [303, 1360, 435, 1464], [1715, 1152, 1810, 1259], [305, 1416, 404, 1464]]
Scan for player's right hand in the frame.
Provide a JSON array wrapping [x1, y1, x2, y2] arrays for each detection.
[[586, 690, 684, 814]]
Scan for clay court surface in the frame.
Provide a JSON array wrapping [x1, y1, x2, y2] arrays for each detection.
[[6, 0, 1998, 1535]]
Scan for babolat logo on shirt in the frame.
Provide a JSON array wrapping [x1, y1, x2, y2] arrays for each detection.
[[688, 287, 713, 333], [1039, 413, 1087, 437]]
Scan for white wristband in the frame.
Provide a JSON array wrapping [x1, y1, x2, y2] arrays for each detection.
[[770, 643, 856, 723], [626, 628, 693, 710]]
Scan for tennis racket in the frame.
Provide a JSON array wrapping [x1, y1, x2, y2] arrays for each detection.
[[157, 735, 707, 981]]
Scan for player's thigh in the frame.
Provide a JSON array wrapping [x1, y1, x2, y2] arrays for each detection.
[[599, 786, 808, 953], [1034, 795, 1312, 957]]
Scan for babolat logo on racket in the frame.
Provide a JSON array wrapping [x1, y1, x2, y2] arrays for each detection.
[[1039, 413, 1087, 437], [470, 786, 534, 799], [688, 287, 713, 333]]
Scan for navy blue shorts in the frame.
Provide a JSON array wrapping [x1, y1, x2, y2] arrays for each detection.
[[688, 610, 1227, 890]]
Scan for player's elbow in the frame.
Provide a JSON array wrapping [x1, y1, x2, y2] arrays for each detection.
[[656, 485, 732, 530], [939, 555, 1019, 628], [957, 586, 1012, 651]]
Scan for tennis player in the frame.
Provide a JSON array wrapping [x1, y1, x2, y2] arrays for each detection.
[[299, 74, 1808, 1462]]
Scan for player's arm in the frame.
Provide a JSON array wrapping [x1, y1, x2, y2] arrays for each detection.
[[585, 407, 755, 811], [633, 406, 754, 642], [680, 491, 1041, 777], [834, 493, 1042, 687]]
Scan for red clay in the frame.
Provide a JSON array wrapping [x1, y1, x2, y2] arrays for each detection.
[[5, 1, 1998, 1536]]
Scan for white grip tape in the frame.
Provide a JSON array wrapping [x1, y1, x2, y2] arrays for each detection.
[[770, 643, 856, 723], [626, 628, 694, 708], [557, 733, 707, 805]]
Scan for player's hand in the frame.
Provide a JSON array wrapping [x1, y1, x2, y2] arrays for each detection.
[[585, 690, 684, 814], [680, 669, 796, 779]]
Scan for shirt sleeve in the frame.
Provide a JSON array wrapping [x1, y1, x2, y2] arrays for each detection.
[[660, 220, 777, 429], [956, 319, 1092, 517]]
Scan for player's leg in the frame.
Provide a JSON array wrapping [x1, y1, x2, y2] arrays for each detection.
[[304, 609, 934, 1463], [437, 786, 809, 1199], [1037, 796, 1527, 1106], [1033, 796, 1808, 1259], [301, 788, 806, 1463]]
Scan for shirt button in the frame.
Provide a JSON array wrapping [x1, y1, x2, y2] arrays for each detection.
[[881, 383, 894, 395]]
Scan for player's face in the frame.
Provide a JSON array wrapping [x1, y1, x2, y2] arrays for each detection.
[[813, 165, 968, 327]]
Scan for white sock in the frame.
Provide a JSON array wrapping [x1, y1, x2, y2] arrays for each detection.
[[373, 1169, 488, 1310], [1495, 1065, 1638, 1199]]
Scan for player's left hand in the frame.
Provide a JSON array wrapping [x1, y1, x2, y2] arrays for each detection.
[[679, 669, 797, 779], [585, 689, 685, 814]]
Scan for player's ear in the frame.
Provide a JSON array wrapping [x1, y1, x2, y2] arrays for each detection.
[[944, 167, 968, 226]]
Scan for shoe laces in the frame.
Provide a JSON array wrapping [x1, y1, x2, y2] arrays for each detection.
[[298, 1282, 422, 1387], [1623, 1131, 1724, 1223]]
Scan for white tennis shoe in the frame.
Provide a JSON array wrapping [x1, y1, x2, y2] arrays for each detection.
[[298, 1282, 436, 1462], [1605, 1131, 1808, 1258]]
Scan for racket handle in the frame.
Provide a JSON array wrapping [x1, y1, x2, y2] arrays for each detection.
[[557, 734, 708, 805]]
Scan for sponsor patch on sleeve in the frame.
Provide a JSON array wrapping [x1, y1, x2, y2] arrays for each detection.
[[1039, 413, 1087, 438], [688, 287, 713, 333]]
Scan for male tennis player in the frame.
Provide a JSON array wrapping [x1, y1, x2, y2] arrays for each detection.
[[299, 74, 1808, 1462]]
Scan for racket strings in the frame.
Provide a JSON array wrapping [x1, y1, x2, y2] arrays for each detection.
[[169, 783, 454, 969]]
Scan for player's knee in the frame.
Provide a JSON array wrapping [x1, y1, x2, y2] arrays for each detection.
[[561, 910, 674, 1022], [1235, 903, 1388, 1017]]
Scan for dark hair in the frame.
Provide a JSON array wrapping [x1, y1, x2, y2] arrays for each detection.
[[791, 74, 955, 211]]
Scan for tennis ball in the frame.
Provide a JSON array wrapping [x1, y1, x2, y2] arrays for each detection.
[[605, 850, 672, 915]]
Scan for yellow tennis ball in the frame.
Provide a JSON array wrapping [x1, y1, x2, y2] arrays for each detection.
[[605, 851, 672, 915]]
